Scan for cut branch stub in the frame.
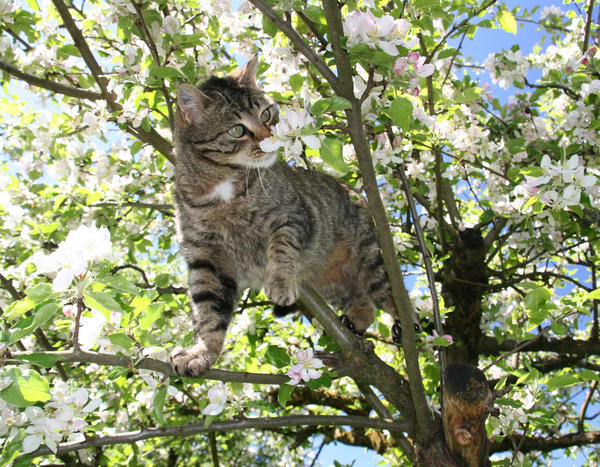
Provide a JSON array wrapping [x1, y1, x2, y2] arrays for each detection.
[[442, 363, 492, 467]]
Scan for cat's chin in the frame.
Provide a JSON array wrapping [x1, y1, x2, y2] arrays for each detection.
[[245, 151, 278, 169]]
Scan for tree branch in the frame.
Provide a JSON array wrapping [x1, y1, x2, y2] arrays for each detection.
[[247, 0, 340, 92], [13, 349, 288, 385], [479, 335, 600, 357], [50, 0, 174, 162], [319, 0, 433, 442], [0, 59, 103, 100], [582, 0, 596, 53], [490, 430, 600, 454], [21, 415, 411, 459]]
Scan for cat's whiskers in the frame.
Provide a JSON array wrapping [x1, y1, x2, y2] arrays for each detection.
[[256, 166, 273, 202]]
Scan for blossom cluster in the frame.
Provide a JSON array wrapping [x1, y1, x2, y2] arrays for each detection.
[[343, 10, 412, 56], [483, 49, 528, 89], [31, 224, 113, 293], [259, 107, 321, 161], [523, 155, 597, 209], [0, 379, 101, 455]]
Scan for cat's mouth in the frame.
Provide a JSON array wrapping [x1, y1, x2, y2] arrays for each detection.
[[246, 148, 277, 169]]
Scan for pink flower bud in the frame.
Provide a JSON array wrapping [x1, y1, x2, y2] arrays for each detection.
[[407, 51, 420, 64], [588, 46, 597, 56], [393, 57, 409, 75]]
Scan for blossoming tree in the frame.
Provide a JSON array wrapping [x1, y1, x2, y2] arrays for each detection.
[[0, 0, 599, 465]]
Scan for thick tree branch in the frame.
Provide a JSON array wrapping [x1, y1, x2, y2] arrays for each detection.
[[21, 415, 410, 459], [319, 0, 433, 442]]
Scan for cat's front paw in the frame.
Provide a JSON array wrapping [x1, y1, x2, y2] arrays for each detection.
[[265, 275, 298, 306], [170, 344, 215, 377]]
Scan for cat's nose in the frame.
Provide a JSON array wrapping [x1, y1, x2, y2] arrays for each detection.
[[255, 127, 272, 141]]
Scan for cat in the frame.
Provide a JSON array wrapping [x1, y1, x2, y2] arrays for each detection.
[[170, 56, 412, 377]]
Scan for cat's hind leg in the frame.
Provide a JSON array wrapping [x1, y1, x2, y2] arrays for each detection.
[[340, 295, 375, 336]]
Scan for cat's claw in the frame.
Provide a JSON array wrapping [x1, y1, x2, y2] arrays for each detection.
[[170, 345, 213, 377], [392, 319, 403, 345], [340, 314, 365, 337], [392, 320, 422, 345], [265, 277, 298, 306]]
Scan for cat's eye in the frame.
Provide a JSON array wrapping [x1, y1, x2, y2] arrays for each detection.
[[227, 125, 246, 138], [260, 108, 271, 123]]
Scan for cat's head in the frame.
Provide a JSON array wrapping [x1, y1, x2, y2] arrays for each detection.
[[175, 56, 279, 169]]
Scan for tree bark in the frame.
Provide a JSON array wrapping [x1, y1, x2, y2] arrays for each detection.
[[442, 363, 492, 467]]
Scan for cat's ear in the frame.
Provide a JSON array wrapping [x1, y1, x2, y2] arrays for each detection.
[[177, 83, 210, 125], [232, 54, 259, 88]]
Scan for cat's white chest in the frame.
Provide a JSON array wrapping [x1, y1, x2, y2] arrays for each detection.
[[208, 179, 236, 202]]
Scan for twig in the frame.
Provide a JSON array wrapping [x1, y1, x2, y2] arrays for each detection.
[[50, 0, 174, 162], [309, 437, 326, 467], [426, 0, 498, 61], [209, 432, 220, 467], [396, 163, 446, 375], [578, 380, 598, 433], [583, 0, 596, 53]]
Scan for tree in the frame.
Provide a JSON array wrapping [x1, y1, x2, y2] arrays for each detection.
[[0, 0, 599, 464]]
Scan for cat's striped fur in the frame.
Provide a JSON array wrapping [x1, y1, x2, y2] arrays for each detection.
[[171, 57, 405, 376]]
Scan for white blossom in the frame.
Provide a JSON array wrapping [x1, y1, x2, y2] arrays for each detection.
[[202, 382, 228, 416], [31, 224, 113, 292], [286, 348, 324, 386], [259, 107, 321, 161]]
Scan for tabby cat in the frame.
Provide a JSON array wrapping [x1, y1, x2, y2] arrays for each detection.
[[171, 57, 409, 377]]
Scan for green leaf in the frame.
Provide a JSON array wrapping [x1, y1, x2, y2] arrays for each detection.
[[107, 366, 130, 381], [107, 332, 136, 351], [33, 301, 60, 327], [0, 369, 51, 407], [579, 369, 600, 382], [586, 288, 600, 301], [302, 5, 326, 24], [4, 297, 36, 322], [85, 291, 123, 319], [139, 303, 163, 330], [277, 383, 294, 407], [305, 373, 331, 390], [8, 301, 59, 345], [320, 136, 349, 173], [153, 384, 167, 425], [26, 0, 40, 11], [387, 97, 413, 131], [289, 73, 304, 93], [204, 414, 217, 428], [547, 373, 579, 390], [497, 10, 517, 34], [520, 166, 544, 177], [311, 97, 351, 116], [26, 283, 54, 303], [149, 65, 185, 81], [15, 353, 65, 369], [97, 275, 139, 294], [524, 287, 552, 311], [264, 345, 290, 368]]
